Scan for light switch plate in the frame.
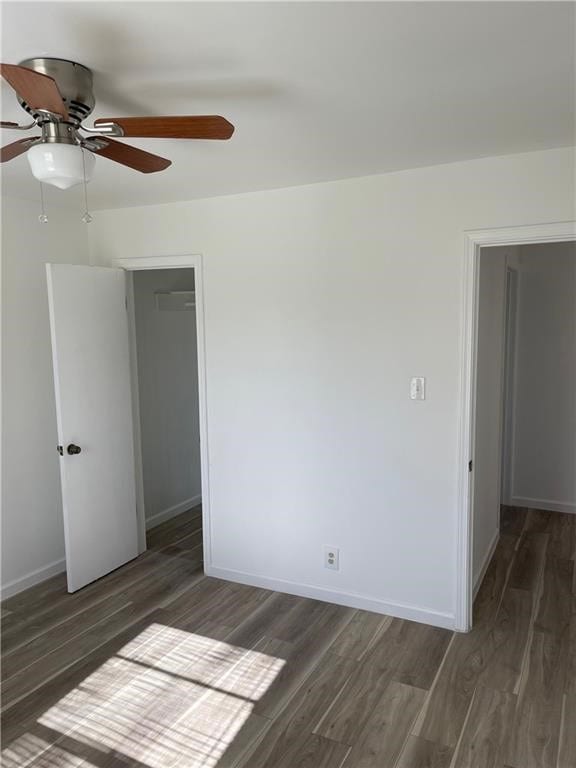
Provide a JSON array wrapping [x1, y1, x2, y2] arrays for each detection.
[[410, 377, 426, 400]]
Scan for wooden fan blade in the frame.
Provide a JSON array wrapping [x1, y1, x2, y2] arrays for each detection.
[[88, 138, 171, 173], [94, 115, 234, 140], [1, 136, 40, 162], [0, 122, 19, 128], [0, 64, 68, 119]]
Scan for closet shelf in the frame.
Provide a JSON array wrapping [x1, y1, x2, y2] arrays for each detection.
[[154, 290, 195, 311]]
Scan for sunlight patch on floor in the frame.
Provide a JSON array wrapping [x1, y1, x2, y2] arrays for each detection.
[[3, 623, 285, 768]]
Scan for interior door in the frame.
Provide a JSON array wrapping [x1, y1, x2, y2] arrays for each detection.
[[46, 264, 139, 592]]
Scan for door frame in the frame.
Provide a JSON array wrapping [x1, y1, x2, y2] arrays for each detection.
[[113, 255, 211, 564], [456, 221, 576, 631], [500, 266, 519, 507]]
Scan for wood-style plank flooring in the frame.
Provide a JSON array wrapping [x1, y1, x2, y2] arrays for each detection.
[[1, 505, 575, 767]]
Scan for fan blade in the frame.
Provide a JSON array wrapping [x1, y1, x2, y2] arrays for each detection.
[[0, 64, 68, 119], [94, 115, 234, 140], [88, 138, 171, 173], [1, 136, 40, 162], [1, 120, 36, 129]]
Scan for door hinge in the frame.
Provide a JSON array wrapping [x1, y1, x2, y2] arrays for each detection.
[[468, 460, 473, 472]]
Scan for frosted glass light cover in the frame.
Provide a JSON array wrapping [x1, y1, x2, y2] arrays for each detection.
[[27, 144, 95, 190]]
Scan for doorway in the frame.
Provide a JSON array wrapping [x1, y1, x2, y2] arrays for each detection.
[[130, 268, 202, 539], [457, 222, 576, 631], [117, 254, 211, 564]]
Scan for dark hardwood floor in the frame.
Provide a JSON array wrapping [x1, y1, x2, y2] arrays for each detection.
[[1, 505, 574, 767]]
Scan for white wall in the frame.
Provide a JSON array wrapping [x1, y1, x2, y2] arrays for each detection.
[[88, 147, 574, 627], [133, 269, 201, 528], [472, 247, 513, 591], [509, 242, 576, 512], [1, 196, 90, 596]]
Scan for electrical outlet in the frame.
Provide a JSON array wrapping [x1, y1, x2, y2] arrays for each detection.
[[324, 546, 340, 571]]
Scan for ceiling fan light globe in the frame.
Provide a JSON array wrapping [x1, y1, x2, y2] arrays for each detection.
[[27, 143, 95, 190]]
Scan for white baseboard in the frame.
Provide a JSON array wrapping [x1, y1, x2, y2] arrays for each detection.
[[473, 529, 500, 600], [2, 558, 66, 600], [510, 496, 576, 515], [2, 496, 202, 600], [204, 564, 456, 630], [146, 494, 202, 530]]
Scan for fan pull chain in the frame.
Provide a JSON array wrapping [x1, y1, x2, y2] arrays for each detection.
[[81, 148, 93, 224], [38, 182, 48, 223]]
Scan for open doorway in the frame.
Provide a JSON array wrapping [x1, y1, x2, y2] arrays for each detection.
[[130, 268, 202, 539], [457, 222, 575, 631], [470, 239, 575, 617], [116, 253, 210, 571]]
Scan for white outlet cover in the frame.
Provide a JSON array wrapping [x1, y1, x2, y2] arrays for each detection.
[[324, 545, 340, 570]]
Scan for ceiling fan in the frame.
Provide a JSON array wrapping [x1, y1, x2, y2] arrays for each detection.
[[0, 57, 235, 189]]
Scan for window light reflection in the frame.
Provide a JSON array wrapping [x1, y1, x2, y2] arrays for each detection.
[[3, 623, 285, 768]]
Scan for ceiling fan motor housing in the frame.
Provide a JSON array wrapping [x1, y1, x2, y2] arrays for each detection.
[[18, 57, 95, 125]]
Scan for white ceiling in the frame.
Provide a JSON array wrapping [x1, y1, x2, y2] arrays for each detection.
[[1, 1, 574, 210]]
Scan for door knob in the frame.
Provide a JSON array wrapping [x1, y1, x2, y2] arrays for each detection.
[[67, 444, 82, 455]]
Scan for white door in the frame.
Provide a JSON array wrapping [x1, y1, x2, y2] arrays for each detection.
[[46, 264, 139, 592]]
